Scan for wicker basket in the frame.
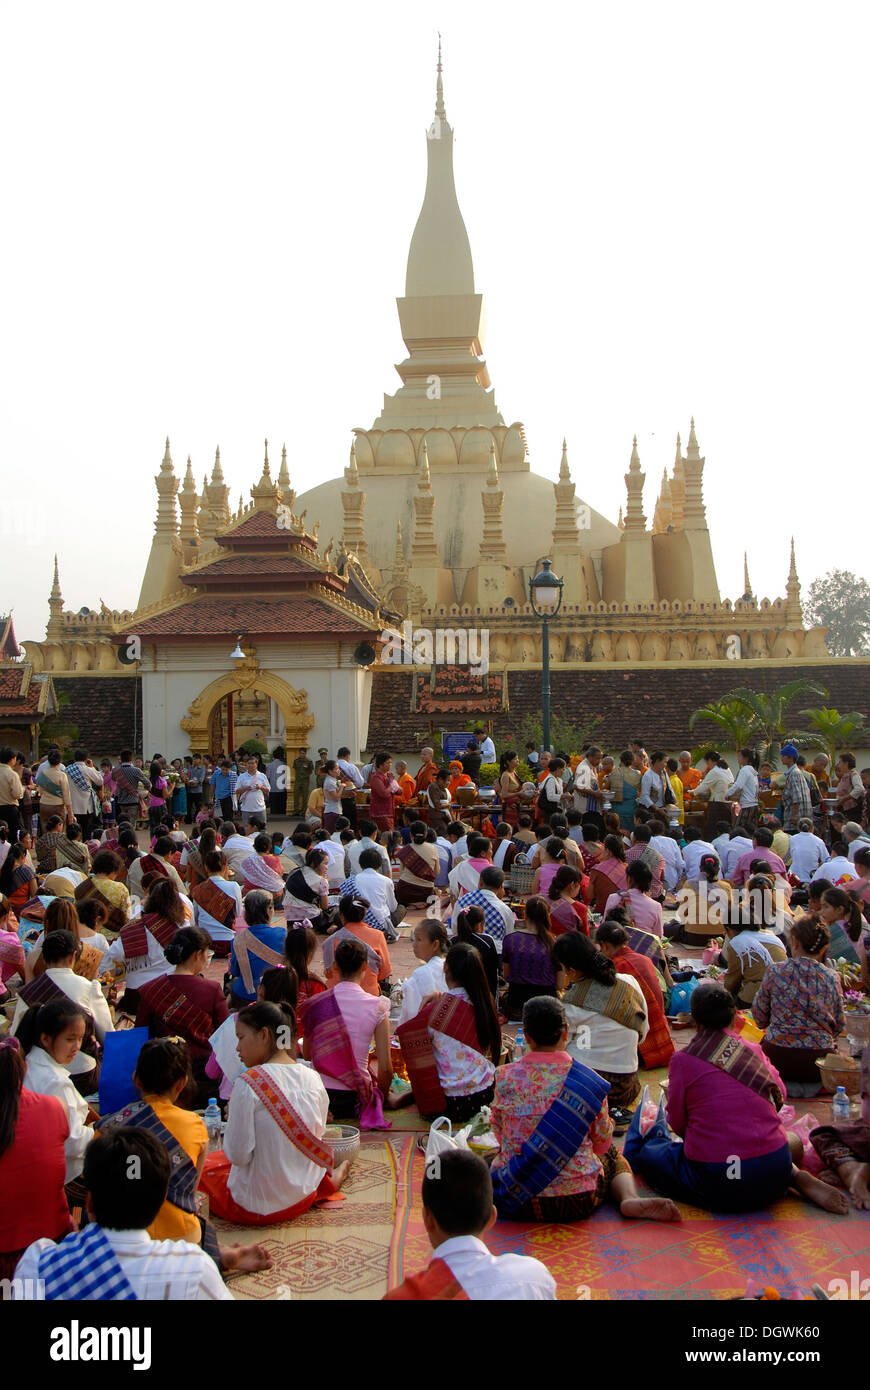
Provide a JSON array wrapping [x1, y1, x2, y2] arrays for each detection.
[[816, 1053, 862, 1096], [322, 1124, 361, 1162]]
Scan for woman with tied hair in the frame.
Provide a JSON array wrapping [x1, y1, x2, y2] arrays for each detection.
[[227, 889, 289, 1009], [547, 865, 589, 936], [603, 858, 664, 937], [101, 875, 187, 1000], [283, 926, 327, 1029], [752, 915, 845, 1095], [495, 750, 522, 829], [501, 896, 560, 1021], [531, 837, 568, 897], [397, 942, 502, 1122], [395, 819, 440, 908], [191, 848, 243, 955], [283, 846, 331, 932], [323, 893, 392, 998], [587, 833, 628, 914], [200, 1000, 350, 1225], [453, 904, 499, 998], [668, 854, 734, 946], [305, 937, 394, 1128], [721, 876, 789, 1006], [0, 1034, 72, 1286], [818, 885, 867, 968], [11, 929, 113, 1094], [625, 982, 848, 1214], [595, 918, 674, 1070], [136, 925, 228, 1109], [0, 842, 36, 912], [608, 750, 642, 831], [397, 919, 449, 1027], [180, 824, 218, 890], [73, 848, 131, 935], [25, 897, 108, 984], [552, 930, 648, 1128]]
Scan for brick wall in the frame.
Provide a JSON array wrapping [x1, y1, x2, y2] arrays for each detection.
[[366, 663, 870, 752], [47, 677, 143, 759]]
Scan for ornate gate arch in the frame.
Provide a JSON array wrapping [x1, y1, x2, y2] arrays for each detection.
[[180, 655, 315, 755]]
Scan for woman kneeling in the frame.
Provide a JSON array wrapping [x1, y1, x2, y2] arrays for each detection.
[[199, 1001, 349, 1225]]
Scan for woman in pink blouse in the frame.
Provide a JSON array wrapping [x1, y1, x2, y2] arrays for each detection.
[[603, 859, 664, 936]]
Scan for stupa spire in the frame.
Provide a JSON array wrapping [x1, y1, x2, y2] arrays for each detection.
[[435, 33, 445, 120], [211, 445, 223, 484], [341, 439, 368, 558], [785, 537, 803, 623], [153, 436, 179, 538], [278, 444, 295, 509], [178, 456, 200, 545], [681, 417, 707, 529], [46, 554, 64, 639], [552, 438, 580, 551], [743, 552, 753, 600], [406, 40, 474, 298], [622, 435, 646, 534]]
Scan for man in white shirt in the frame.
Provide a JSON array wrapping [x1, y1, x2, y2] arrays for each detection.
[[648, 821, 685, 893], [638, 753, 672, 813], [14, 1130, 235, 1301], [65, 750, 104, 840], [235, 757, 271, 828], [710, 821, 734, 865], [219, 821, 255, 883], [355, 852, 399, 930], [479, 734, 496, 763], [811, 852, 858, 887], [720, 832, 754, 882], [681, 828, 719, 884], [572, 748, 605, 822], [346, 820, 391, 876], [384, 1150, 555, 1300], [789, 818, 830, 881], [693, 752, 734, 805]]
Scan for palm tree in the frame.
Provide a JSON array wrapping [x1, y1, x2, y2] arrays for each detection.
[[799, 707, 867, 768], [721, 678, 828, 767], [688, 699, 757, 753]]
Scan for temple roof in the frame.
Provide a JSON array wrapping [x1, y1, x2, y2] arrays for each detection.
[[0, 614, 22, 660], [0, 665, 56, 720], [131, 595, 379, 642]]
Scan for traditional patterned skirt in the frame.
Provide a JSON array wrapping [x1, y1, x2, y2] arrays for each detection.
[[509, 1144, 632, 1223]]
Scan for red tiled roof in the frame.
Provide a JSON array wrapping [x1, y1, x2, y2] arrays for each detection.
[[131, 596, 379, 640], [181, 552, 322, 585], [217, 511, 320, 547], [0, 615, 22, 660], [0, 666, 42, 717]]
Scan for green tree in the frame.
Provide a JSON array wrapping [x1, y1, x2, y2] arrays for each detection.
[[688, 699, 758, 753], [503, 710, 603, 759], [804, 570, 870, 656], [798, 707, 868, 767], [720, 678, 828, 767]]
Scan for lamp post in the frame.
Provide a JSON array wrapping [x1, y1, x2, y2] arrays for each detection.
[[529, 559, 564, 755]]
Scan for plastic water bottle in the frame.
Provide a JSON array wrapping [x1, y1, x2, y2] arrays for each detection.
[[831, 1086, 851, 1124], [513, 1029, 526, 1060], [204, 1098, 222, 1152]]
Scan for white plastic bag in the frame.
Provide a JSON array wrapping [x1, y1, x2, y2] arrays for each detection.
[[424, 1115, 469, 1167]]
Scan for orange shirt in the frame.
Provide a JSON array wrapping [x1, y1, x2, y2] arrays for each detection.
[[397, 773, 416, 803], [448, 773, 473, 798], [414, 763, 438, 795], [325, 922, 391, 997], [679, 768, 702, 790]]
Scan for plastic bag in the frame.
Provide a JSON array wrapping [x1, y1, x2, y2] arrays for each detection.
[[425, 1115, 470, 1167]]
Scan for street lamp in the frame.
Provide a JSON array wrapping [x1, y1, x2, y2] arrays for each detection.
[[529, 559, 564, 754]]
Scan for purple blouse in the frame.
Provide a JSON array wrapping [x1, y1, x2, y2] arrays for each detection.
[[502, 930, 557, 987]]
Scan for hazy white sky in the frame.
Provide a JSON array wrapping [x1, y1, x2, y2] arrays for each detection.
[[2, 0, 868, 642]]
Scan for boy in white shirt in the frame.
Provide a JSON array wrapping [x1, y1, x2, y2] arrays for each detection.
[[235, 757, 271, 828], [384, 1150, 555, 1300], [14, 1129, 236, 1300]]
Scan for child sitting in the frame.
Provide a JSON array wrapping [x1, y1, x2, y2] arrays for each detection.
[[383, 1149, 556, 1300]]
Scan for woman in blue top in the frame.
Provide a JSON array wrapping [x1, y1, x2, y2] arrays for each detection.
[[228, 890, 289, 1011]]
